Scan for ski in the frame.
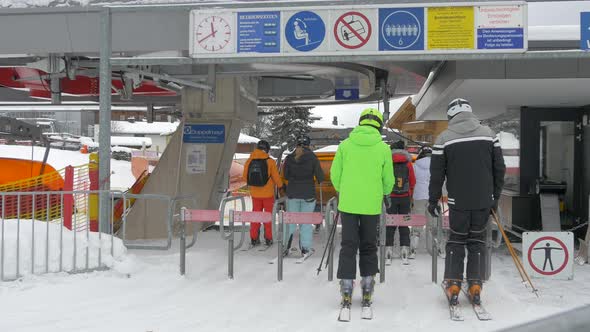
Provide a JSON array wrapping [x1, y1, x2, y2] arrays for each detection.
[[295, 249, 315, 264], [241, 244, 258, 251], [385, 258, 392, 266], [338, 305, 351, 322], [258, 244, 273, 252], [441, 280, 464, 321], [360, 305, 373, 320], [461, 284, 492, 321], [268, 250, 289, 264]]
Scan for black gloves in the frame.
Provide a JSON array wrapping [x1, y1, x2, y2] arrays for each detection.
[[427, 202, 441, 218], [383, 195, 391, 209]]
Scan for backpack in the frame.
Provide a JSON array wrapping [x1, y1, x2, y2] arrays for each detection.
[[247, 158, 270, 187], [392, 160, 410, 195]]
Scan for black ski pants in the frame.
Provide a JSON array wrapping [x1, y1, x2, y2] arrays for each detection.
[[337, 212, 379, 280], [385, 196, 411, 247], [444, 208, 489, 282]]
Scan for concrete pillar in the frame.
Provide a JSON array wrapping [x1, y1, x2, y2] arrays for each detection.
[[124, 77, 257, 239]]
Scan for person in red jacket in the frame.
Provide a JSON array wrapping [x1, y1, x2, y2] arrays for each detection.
[[386, 140, 416, 265]]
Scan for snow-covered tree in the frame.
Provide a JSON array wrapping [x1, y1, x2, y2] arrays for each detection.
[[241, 111, 272, 139], [268, 106, 313, 159]]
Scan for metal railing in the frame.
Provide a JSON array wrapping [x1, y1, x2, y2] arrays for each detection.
[[120, 193, 197, 251], [0, 190, 122, 282], [325, 196, 338, 282]]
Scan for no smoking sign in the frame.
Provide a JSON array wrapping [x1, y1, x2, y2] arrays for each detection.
[[332, 10, 377, 51], [523, 232, 574, 280]]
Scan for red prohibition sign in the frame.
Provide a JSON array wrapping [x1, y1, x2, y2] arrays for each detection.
[[334, 11, 372, 49], [527, 236, 569, 275]]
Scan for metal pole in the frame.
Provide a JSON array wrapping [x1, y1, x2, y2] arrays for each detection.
[[328, 211, 335, 282], [379, 210, 386, 283], [432, 214, 440, 284], [180, 208, 186, 276], [50, 54, 61, 105], [228, 210, 234, 279], [98, 8, 112, 234], [381, 78, 390, 126], [278, 212, 284, 282]]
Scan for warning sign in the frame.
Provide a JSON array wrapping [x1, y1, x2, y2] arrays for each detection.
[[332, 9, 377, 51], [523, 232, 574, 280], [427, 6, 474, 50]]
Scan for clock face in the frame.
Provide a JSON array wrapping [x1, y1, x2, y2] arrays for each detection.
[[196, 16, 232, 52]]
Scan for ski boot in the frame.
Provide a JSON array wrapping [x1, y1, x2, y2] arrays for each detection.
[[468, 280, 483, 305], [265, 239, 273, 247], [385, 246, 393, 265], [360, 276, 375, 319], [445, 280, 461, 306], [251, 238, 261, 247], [409, 229, 421, 259], [401, 246, 410, 265], [338, 279, 354, 321]]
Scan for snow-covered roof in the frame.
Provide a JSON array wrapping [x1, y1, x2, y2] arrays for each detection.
[[111, 136, 152, 147], [310, 122, 351, 130], [111, 121, 179, 135], [314, 145, 338, 153], [238, 133, 259, 144]]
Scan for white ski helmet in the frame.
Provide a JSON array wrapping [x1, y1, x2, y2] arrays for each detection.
[[447, 98, 472, 118]]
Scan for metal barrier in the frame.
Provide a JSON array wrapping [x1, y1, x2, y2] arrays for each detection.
[[0, 190, 123, 282], [276, 210, 324, 281], [379, 213, 429, 283], [120, 193, 197, 251], [181, 194, 273, 279]]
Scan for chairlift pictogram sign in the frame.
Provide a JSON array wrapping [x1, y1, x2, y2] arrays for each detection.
[[333, 11, 373, 49]]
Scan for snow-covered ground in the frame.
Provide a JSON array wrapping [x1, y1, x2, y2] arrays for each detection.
[[1, 230, 589, 332], [0, 145, 135, 190]]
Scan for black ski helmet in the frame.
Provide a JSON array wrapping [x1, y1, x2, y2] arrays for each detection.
[[257, 140, 270, 152], [296, 135, 311, 147]]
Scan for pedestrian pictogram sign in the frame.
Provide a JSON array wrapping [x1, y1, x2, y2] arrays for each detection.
[[523, 232, 574, 280], [333, 11, 373, 50]]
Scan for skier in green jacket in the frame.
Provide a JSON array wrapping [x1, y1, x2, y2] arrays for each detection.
[[331, 108, 394, 320]]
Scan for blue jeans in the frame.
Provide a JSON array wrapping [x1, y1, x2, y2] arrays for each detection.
[[285, 198, 316, 250]]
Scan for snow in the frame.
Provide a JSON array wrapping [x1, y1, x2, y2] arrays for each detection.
[[497, 131, 519, 150], [0, 219, 127, 278], [238, 133, 259, 144], [111, 136, 152, 148], [1, 231, 590, 331], [111, 120, 179, 135], [314, 145, 339, 153], [233, 153, 250, 160], [0, 145, 136, 190], [311, 122, 351, 129]]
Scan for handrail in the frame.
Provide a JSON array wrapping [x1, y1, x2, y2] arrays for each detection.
[[272, 196, 288, 240], [219, 194, 246, 246]]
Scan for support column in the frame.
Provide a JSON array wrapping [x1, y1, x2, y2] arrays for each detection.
[[381, 78, 390, 129], [49, 54, 61, 105], [98, 8, 112, 234]]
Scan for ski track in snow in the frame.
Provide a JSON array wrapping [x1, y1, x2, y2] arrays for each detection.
[[0, 231, 589, 332]]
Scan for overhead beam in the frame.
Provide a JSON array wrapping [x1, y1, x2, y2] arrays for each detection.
[[110, 50, 590, 66]]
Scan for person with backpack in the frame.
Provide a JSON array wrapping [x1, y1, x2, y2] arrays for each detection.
[[243, 140, 284, 247], [282, 135, 325, 259], [331, 108, 394, 320], [428, 98, 505, 307], [385, 140, 416, 265]]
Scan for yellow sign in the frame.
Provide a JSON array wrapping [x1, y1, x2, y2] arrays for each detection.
[[427, 6, 474, 50]]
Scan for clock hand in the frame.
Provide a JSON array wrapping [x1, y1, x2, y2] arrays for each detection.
[[211, 22, 216, 37], [198, 30, 218, 43]]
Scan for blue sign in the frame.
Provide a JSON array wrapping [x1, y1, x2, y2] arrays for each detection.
[[379, 8, 424, 51], [285, 11, 326, 52], [238, 11, 280, 53], [477, 28, 524, 49], [582, 12, 590, 50], [335, 88, 360, 100], [183, 124, 225, 144]]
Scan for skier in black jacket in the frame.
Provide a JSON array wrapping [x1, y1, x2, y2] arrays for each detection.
[[283, 135, 325, 256], [428, 98, 506, 305]]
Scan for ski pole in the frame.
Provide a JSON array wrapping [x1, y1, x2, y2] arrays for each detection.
[[492, 210, 539, 297], [325, 213, 339, 269], [317, 210, 338, 275]]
